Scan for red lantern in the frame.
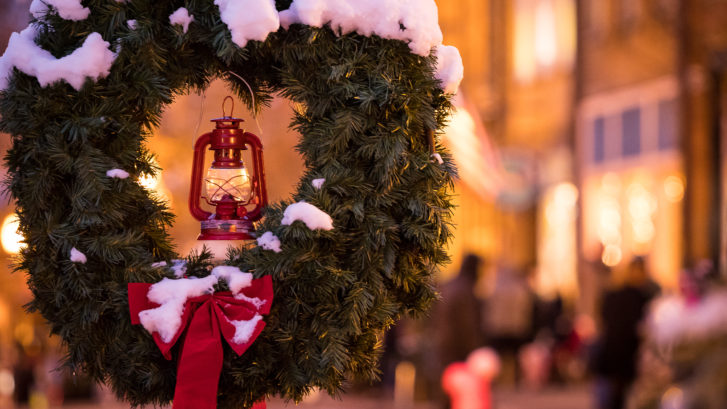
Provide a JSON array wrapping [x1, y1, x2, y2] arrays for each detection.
[[189, 97, 267, 240]]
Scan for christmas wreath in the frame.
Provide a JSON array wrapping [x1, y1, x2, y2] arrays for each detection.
[[0, 0, 462, 408]]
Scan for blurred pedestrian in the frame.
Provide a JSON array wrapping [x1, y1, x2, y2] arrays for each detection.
[[482, 263, 535, 385], [590, 257, 659, 409], [432, 253, 485, 406], [12, 344, 35, 406]]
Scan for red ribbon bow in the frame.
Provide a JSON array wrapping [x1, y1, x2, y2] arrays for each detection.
[[128, 275, 273, 409]]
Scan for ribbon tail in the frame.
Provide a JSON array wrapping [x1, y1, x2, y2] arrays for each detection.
[[173, 301, 223, 409], [128, 283, 154, 325]]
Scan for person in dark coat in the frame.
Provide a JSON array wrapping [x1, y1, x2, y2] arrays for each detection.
[[435, 254, 484, 366], [432, 254, 484, 406], [592, 257, 658, 409]]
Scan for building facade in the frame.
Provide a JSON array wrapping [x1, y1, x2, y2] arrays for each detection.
[[438, 0, 579, 299], [576, 0, 727, 309], [681, 0, 727, 274]]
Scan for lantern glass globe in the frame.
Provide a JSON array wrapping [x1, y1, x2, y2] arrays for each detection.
[[205, 165, 253, 203]]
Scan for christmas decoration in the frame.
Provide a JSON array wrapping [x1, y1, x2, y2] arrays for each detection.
[[129, 271, 273, 409], [189, 96, 267, 240], [442, 348, 500, 409], [0, 0, 462, 408], [631, 264, 727, 409]]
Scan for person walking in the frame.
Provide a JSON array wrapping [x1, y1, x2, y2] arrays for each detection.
[[432, 253, 485, 407], [591, 257, 658, 409]]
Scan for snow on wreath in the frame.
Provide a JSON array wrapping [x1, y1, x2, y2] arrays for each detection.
[[0, 0, 463, 94], [281, 202, 334, 231], [0, 26, 116, 90]]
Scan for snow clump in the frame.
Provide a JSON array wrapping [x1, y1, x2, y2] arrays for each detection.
[[434, 45, 464, 94], [278, 0, 462, 93], [279, 0, 442, 56], [215, 0, 280, 48], [0, 26, 116, 90], [171, 259, 187, 278], [70, 247, 87, 263], [126, 19, 137, 30], [311, 178, 325, 190], [257, 231, 281, 253], [169, 7, 194, 33], [230, 314, 263, 344], [211, 265, 253, 294], [138, 275, 218, 343], [30, 0, 90, 21], [281, 201, 334, 231], [648, 292, 727, 345], [106, 168, 129, 179]]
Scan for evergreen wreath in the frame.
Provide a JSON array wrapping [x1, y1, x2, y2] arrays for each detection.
[[0, 0, 460, 408]]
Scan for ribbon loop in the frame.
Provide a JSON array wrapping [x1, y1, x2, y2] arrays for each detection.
[[129, 275, 273, 409]]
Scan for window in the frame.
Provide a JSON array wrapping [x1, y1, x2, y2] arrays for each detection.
[[594, 116, 606, 163], [581, 77, 679, 167], [622, 107, 641, 156], [658, 98, 678, 150]]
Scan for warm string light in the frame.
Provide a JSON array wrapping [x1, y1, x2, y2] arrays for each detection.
[[138, 158, 173, 205], [627, 182, 657, 248], [598, 173, 623, 267], [538, 182, 579, 298], [595, 172, 671, 266], [664, 175, 685, 203], [1, 213, 25, 254]]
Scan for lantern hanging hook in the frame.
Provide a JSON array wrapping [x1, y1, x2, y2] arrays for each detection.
[[226, 70, 264, 136], [222, 96, 234, 118]]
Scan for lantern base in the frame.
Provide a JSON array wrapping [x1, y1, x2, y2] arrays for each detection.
[[199, 219, 254, 240]]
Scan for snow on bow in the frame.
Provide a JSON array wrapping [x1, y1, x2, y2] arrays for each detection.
[[128, 269, 273, 409]]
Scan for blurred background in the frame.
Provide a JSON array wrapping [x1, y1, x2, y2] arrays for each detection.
[[1, 0, 727, 408]]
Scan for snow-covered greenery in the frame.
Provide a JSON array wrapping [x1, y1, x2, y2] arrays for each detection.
[[0, 1, 457, 408]]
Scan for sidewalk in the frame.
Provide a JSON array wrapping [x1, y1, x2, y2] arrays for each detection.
[[492, 386, 591, 409], [47, 385, 591, 409]]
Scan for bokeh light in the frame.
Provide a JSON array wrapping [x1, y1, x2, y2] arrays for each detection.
[[0, 369, 14, 397], [138, 160, 174, 206], [627, 182, 658, 250], [661, 386, 684, 409], [1, 213, 25, 254], [601, 244, 623, 267], [664, 175, 685, 203], [13, 321, 35, 348]]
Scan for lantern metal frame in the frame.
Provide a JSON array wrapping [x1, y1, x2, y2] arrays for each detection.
[[188, 97, 267, 240]]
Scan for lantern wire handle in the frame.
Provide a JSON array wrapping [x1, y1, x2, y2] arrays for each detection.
[[226, 70, 264, 136], [192, 88, 207, 144], [222, 96, 234, 117]]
